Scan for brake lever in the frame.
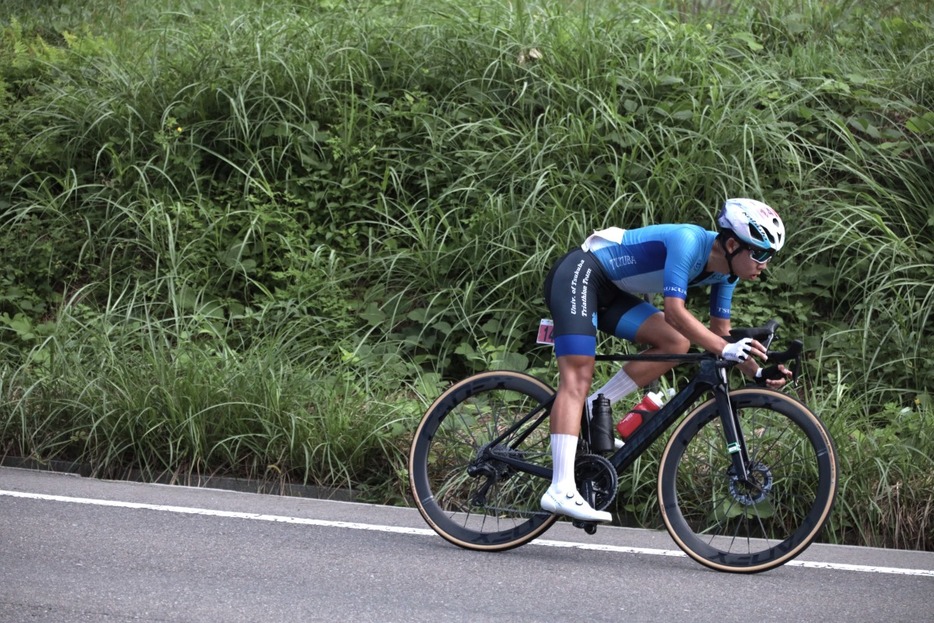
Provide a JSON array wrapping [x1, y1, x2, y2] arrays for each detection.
[[764, 339, 804, 383], [788, 341, 803, 382]]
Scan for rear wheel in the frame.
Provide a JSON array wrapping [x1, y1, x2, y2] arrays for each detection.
[[409, 371, 558, 551], [658, 388, 837, 573]]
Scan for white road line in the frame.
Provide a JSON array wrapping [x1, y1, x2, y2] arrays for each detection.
[[3, 489, 932, 577]]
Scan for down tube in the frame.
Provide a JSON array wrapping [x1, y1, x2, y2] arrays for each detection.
[[608, 380, 709, 473]]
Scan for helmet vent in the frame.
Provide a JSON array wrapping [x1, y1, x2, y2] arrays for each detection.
[[748, 223, 772, 244]]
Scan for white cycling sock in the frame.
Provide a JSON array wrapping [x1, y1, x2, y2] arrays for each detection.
[[550, 433, 578, 490], [587, 368, 639, 408]]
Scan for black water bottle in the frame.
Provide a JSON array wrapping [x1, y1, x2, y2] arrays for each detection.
[[588, 394, 615, 453]]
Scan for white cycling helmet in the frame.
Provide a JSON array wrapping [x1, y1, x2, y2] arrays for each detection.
[[717, 198, 786, 254]]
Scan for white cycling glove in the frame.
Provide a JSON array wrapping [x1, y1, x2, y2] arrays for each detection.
[[721, 338, 754, 362]]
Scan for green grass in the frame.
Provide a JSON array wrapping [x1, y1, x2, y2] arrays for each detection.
[[1, 0, 932, 547]]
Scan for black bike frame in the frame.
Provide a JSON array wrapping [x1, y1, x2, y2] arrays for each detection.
[[476, 321, 803, 507], [481, 352, 755, 484], [597, 355, 752, 482]]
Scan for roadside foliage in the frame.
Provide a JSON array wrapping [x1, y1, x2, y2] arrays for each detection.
[[1, 0, 932, 549]]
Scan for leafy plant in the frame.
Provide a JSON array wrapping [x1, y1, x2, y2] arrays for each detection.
[[1, 0, 932, 547]]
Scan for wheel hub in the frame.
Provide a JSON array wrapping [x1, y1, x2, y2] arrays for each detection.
[[728, 461, 773, 505], [467, 443, 523, 478]]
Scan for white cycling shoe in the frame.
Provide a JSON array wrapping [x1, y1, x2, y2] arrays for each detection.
[[541, 485, 612, 523]]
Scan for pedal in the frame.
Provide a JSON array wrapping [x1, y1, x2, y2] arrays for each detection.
[[572, 520, 598, 535]]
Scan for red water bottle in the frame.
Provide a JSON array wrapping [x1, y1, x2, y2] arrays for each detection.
[[616, 391, 665, 440]]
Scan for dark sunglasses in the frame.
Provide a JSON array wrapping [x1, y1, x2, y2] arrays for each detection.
[[745, 245, 775, 263]]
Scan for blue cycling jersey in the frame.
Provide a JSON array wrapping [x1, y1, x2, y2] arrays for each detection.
[[587, 224, 736, 319]]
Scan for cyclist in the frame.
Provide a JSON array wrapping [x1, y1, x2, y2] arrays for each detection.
[[541, 198, 793, 523]]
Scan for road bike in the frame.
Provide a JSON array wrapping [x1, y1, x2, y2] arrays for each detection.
[[408, 319, 838, 573]]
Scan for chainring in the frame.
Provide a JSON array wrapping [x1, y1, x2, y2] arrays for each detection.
[[574, 453, 619, 511]]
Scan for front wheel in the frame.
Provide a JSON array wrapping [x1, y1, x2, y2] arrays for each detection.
[[409, 371, 558, 551], [658, 388, 838, 573]]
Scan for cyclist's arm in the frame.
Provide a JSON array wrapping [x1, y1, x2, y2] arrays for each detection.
[[709, 311, 791, 384], [710, 316, 756, 377], [663, 297, 732, 354], [663, 297, 767, 366], [709, 316, 731, 338]]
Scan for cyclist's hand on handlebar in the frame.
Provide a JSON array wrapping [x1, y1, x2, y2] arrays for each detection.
[[721, 337, 767, 363], [753, 364, 793, 388]]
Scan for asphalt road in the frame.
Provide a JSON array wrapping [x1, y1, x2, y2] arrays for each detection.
[[1, 467, 932, 623]]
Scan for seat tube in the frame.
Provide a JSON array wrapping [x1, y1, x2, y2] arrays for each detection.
[[713, 369, 750, 481]]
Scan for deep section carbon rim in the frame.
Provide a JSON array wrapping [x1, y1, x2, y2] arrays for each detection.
[[409, 371, 558, 551], [659, 388, 837, 573]]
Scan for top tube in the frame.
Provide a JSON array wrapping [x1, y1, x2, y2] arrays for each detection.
[[595, 352, 711, 363], [593, 319, 786, 364]]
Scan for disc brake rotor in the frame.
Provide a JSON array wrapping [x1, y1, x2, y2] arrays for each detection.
[[728, 461, 773, 505]]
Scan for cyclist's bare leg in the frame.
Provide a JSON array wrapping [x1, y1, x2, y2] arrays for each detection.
[[542, 354, 611, 522], [622, 311, 689, 386], [550, 354, 594, 435], [588, 312, 689, 406]]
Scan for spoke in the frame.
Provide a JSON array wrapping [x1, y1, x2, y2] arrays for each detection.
[[658, 388, 836, 571]]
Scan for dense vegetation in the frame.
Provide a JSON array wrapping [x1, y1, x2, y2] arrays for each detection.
[[1, 0, 932, 549]]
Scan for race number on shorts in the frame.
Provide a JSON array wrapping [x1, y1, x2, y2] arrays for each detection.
[[536, 319, 555, 345]]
